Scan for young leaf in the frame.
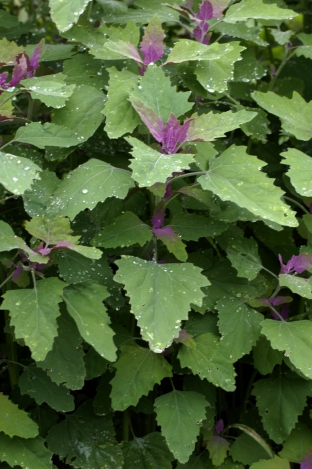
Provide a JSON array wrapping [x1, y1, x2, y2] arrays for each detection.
[[19, 365, 74, 412], [126, 136, 194, 186], [207, 436, 230, 466], [114, 256, 209, 352], [217, 300, 262, 361], [104, 40, 143, 62], [91, 211, 152, 248], [46, 401, 123, 468], [110, 344, 172, 411], [279, 274, 312, 299], [197, 145, 297, 227], [178, 332, 236, 391], [49, 0, 92, 32], [0, 393, 38, 439], [122, 432, 174, 469], [62, 281, 117, 362], [281, 148, 312, 197], [52, 84, 105, 142], [37, 309, 86, 390], [296, 33, 312, 60], [0, 152, 41, 195], [224, 0, 297, 23], [0, 434, 53, 469], [23, 170, 60, 217], [152, 226, 188, 261], [165, 40, 237, 64], [129, 64, 193, 122], [261, 319, 312, 379], [47, 159, 134, 220], [154, 390, 208, 463], [140, 15, 165, 64], [21, 73, 75, 108], [14, 122, 81, 148], [103, 67, 141, 138], [252, 91, 312, 141], [249, 455, 291, 469], [252, 373, 312, 443], [2, 278, 66, 361], [129, 96, 164, 142]]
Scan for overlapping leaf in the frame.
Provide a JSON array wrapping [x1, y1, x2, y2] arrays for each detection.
[[0, 434, 53, 469], [0, 220, 47, 263], [224, 0, 297, 22], [21, 74, 75, 108], [2, 277, 65, 361], [253, 336, 283, 375], [281, 148, 312, 197], [13, 122, 81, 148], [170, 213, 227, 240], [0, 151, 41, 195], [114, 257, 209, 352], [0, 393, 38, 439], [122, 432, 174, 469], [49, 0, 92, 32], [110, 344, 172, 410]]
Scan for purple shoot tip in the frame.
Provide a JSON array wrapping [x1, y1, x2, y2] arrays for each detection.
[[140, 16, 165, 65]]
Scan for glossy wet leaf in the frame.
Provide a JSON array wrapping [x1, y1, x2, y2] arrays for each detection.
[[23, 170, 60, 217], [250, 456, 290, 469], [21, 73, 75, 108], [224, 0, 297, 22], [2, 278, 65, 361], [110, 344, 172, 410], [279, 274, 312, 299], [0, 220, 47, 263], [114, 257, 209, 352], [281, 148, 312, 197], [155, 390, 208, 463], [170, 213, 227, 240], [62, 281, 116, 362], [14, 122, 81, 148], [253, 336, 283, 375], [0, 434, 53, 469], [0, 393, 38, 439], [49, 0, 92, 32], [122, 432, 174, 469], [0, 151, 41, 195]]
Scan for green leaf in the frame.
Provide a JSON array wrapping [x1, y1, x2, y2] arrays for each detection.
[[187, 110, 257, 142], [253, 335, 283, 375], [63, 54, 109, 89], [252, 91, 312, 141], [170, 213, 227, 240], [207, 436, 230, 466], [49, 0, 92, 32], [296, 33, 312, 59], [250, 456, 290, 469], [14, 122, 81, 149], [195, 43, 245, 93], [2, 278, 66, 361], [229, 433, 272, 466], [126, 137, 194, 186], [92, 212, 152, 248], [175, 451, 212, 469], [270, 29, 293, 46], [0, 434, 53, 469], [240, 108, 271, 143], [0, 151, 41, 195], [229, 424, 274, 459], [19, 365, 74, 412], [279, 273, 312, 299], [122, 432, 174, 469], [46, 401, 123, 468], [166, 40, 237, 64], [279, 423, 312, 463], [212, 23, 268, 47], [110, 344, 172, 411], [0, 37, 23, 63], [0, 393, 38, 439], [261, 319, 312, 379], [155, 390, 207, 463], [198, 145, 297, 227], [23, 170, 60, 217], [129, 64, 192, 122], [114, 256, 209, 352], [37, 309, 86, 390], [281, 148, 312, 197], [225, 233, 262, 280], [234, 49, 266, 82], [21, 74, 75, 108], [224, 0, 297, 22], [52, 85, 105, 142], [62, 281, 116, 362], [178, 332, 236, 391], [217, 300, 262, 361], [103, 67, 141, 138], [252, 373, 311, 444], [47, 159, 134, 220]]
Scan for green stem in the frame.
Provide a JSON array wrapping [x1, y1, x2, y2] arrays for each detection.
[[267, 304, 286, 322], [27, 94, 34, 121], [282, 196, 310, 215]]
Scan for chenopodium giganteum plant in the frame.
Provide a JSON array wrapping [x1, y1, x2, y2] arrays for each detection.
[[2, 0, 312, 467]]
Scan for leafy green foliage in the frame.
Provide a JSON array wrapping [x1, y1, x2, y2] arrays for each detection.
[[0, 434, 53, 469], [122, 433, 174, 469], [0, 393, 38, 438]]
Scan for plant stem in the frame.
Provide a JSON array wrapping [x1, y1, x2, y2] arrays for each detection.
[[282, 196, 310, 215]]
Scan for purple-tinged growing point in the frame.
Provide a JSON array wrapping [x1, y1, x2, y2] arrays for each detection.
[[173, 329, 193, 343], [140, 16, 165, 65], [215, 419, 224, 435], [193, 1, 213, 44], [271, 304, 289, 321], [163, 114, 192, 154], [29, 41, 43, 72], [0, 72, 8, 89], [301, 449, 312, 469], [152, 225, 179, 241], [279, 253, 312, 274], [130, 96, 164, 143], [196, 0, 213, 21], [261, 296, 292, 307], [151, 204, 166, 229]]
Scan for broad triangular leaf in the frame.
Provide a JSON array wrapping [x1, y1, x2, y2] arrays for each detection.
[[129, 64, 192, 122], [103, 67, 141, 138], [281, 148, 312, 197], [2, 278, 65, 361], [37, 309, 86, 390], [19, 365, 74, 412], [91, 212, 152, 248], [279, 274, 312, 299], [14, 122, 81, 148], [0, 393, 38, 439], [21, 73, 75, 108], [198, 145, 297, 227], [261, 319, 312, 379], [178, 332, 236, 391], [207, 436, 230, 466], [62, 281, 116, 362], [0, 152, 41, 195], [165, 40, 236, 64], [253, 335, 283, 375], [110, 344, 172, 411], [296, 33, 312, 60], [249, 456, 290, 469], [154, 390, 208, 463], [0, 434, 53, 469], [126, 136, 194, 186], [170, 213, 227, 240], [122, 432, 174, 469], [279, 423, 312, 463], [49, 0, 92, 32], [47, 159, 134, 220], [252, 373, 311, 443], [217, 300, 262, 361], [252, 91, 312, 141], [140, 15, 165, 64], [114, 256, 209, 352], [224, 0, 297, 22]]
